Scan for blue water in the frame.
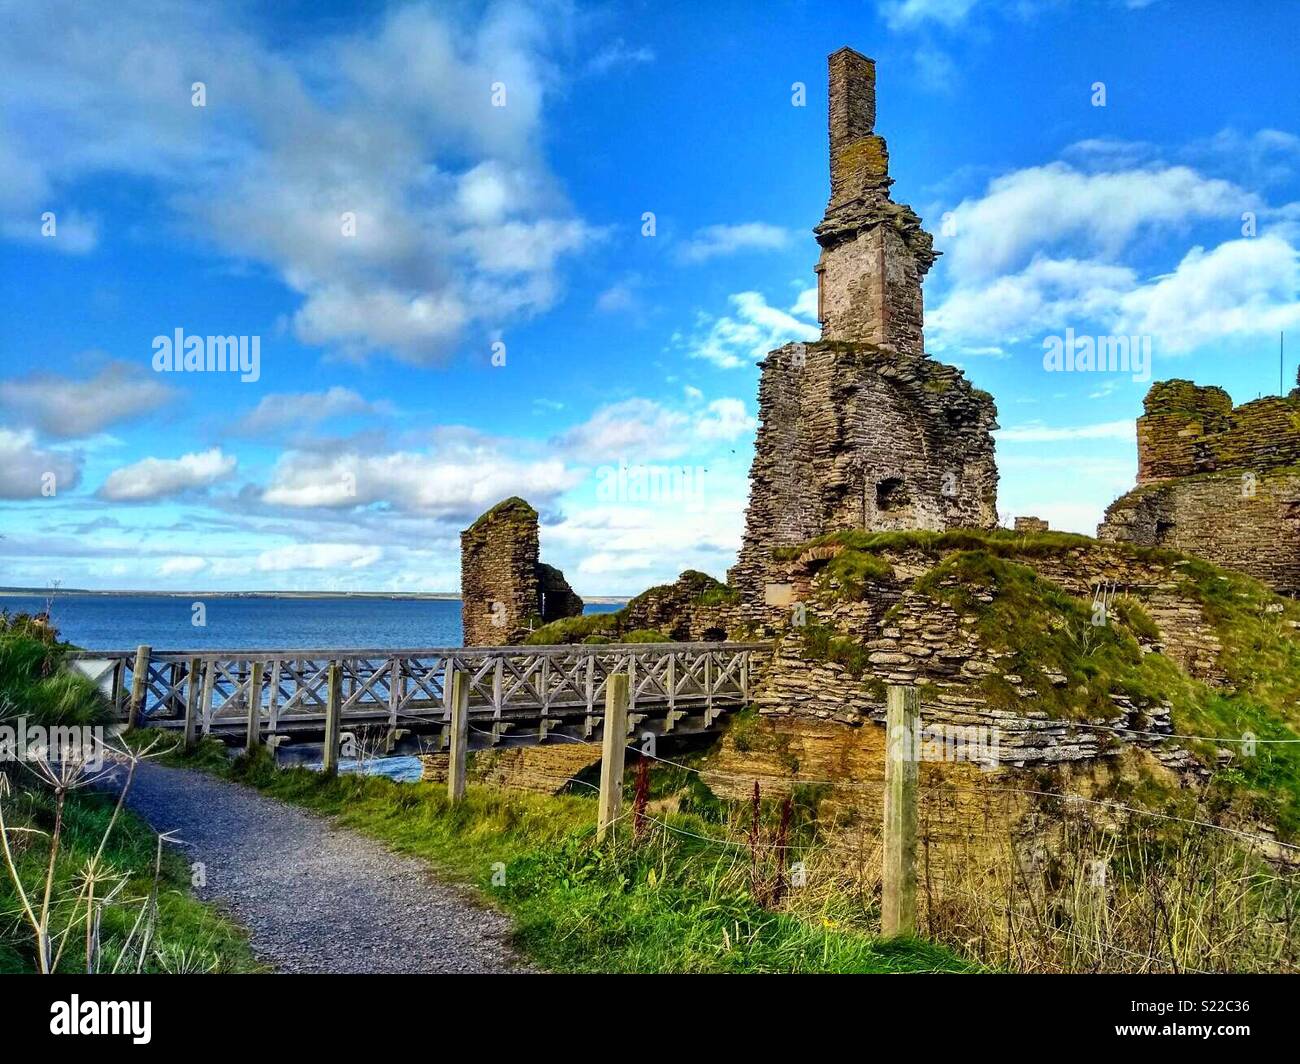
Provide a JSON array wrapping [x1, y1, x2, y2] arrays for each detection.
[[0, 593, 623, 652]]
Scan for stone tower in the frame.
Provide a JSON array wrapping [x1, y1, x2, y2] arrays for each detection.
[[814, 47, 936, 353], [460, 497, 583, 646], [730, 49, 999, 606]]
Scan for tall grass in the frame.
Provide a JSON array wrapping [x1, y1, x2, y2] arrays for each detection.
[[0, 625, 259, 974]]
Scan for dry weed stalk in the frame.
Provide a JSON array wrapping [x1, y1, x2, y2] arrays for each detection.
[[0, 731, 175, 973]]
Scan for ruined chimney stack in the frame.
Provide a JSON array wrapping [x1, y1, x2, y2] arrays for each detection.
[[828, 47, 876, 156], [814, 47, 934, 354]]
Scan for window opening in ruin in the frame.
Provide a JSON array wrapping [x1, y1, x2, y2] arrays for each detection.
[[1154, 519, 1175, 543], [876, 477, 909, 513]]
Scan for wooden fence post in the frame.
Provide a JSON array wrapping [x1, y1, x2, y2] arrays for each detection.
[[882, 684, 919, 939], [597, 672, 631, 842], [126, 645, 151, 729], [447, 669, 469, 803], [183, 657, 202, 751], [322, 663, 342, 776], [245, 661, 264, 752]]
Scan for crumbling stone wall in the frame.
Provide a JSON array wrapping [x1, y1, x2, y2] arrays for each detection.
[[1133, 379, 1300, 484], [1099, 378, 1300, 594], [731, 50, 998, 611], [731, 342, 999, 605], [1014, 517, 1049, 533], [460, 497, 582, 646]]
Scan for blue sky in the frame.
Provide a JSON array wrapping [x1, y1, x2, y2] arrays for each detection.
[[2, 0, 1298, 595]]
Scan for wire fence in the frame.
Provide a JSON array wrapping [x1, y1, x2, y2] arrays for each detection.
[[318, 696, 1300, 972]]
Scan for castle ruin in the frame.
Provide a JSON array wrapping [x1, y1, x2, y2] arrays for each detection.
[[1098, 377, 1300, 594], [460, 497, 583, 646], [730, 48, 999, 604]]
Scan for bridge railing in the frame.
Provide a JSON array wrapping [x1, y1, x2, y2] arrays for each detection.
[[65, 642, 771, 733]]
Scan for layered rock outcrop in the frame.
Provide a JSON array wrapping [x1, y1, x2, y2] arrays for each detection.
[[747, 532, 1274, 778]]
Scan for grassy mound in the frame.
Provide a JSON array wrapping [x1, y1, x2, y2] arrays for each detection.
[[526, 569, 735, 645]]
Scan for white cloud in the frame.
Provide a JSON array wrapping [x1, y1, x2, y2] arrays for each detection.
[[928, 155, 1300, 355], [676, 223, 793, 264], [929, 256, 1137, 349], [681, 289, 819, 369], [159, 556, 207, 577], [585, 39, 655, 75], [694, 398, 756, 441], [100, 448, 237, 501], [0, 428, 81, 499], [880, 0, 981, 30], [1114, 235, 1300, 351], [997, 420, 1135, 444], [1, 2, 593, 364], [261, 445, 577, 515], [555, 399, 688, 461], [554, 397, 756, 462], [941, 163, 1248, 284], [0, 361, 175, 438], [547, 498, 747, 595], [233, 387, 393, 437], [595, 280, 640, 314], [931, 237, 1300, 356], [254, 543, 382, 572]]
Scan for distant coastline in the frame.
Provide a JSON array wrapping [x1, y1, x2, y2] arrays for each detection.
[[0, 586, 630, 605]]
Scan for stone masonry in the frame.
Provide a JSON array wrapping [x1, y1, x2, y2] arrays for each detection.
[[753, 539, 1227, 777], [1098, 377, 1300, 594], [814, 48, 936, 353], [731, 49, 998, 607], [460, 497, 582, 646]]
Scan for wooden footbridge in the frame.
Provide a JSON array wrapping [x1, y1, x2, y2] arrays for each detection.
[[68, 642, 770, 763]]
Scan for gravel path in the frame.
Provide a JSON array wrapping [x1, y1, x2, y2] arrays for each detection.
[[119, 762, 533, 974]]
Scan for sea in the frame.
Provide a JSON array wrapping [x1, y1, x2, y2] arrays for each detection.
[[0, 592, 624, 783], [0, 593, 623, 652]]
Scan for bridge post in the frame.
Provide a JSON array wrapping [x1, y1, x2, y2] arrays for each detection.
[[882, 684, 919, 939], [245, 661, 264, 752], [268, 659, 282, 733], [388, 658, 401, 730], [127, 644, 151, 729], [183, 657, 202, 750], [200, 660, 216, 735], [447, 669, 470, 803], [323, 663, 342, 776], [597, 672, 630, 842]]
